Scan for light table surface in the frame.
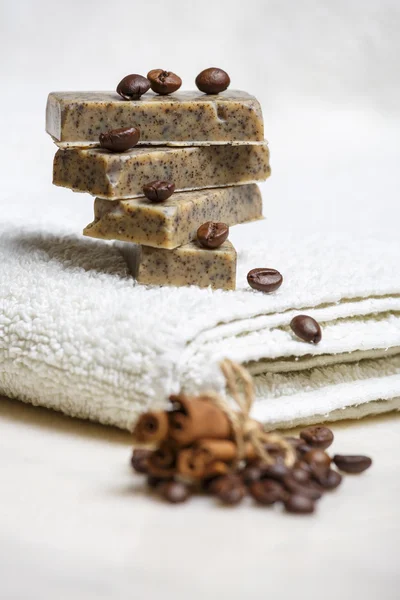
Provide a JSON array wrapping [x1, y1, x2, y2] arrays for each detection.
[[0, 396, 399, 600]]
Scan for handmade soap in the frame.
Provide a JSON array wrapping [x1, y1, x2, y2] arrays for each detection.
[[83, 184, 262, 249], [136, 240, 237, 290], [46, 91, 264, 147], [53, 144, 270, 200]]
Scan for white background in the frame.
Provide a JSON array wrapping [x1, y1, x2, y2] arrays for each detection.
[[0, 1, 400, 599], [0, 0, 399, 233]]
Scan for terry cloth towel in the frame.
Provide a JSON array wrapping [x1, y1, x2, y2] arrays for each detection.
[[1, 222, 400, 431]]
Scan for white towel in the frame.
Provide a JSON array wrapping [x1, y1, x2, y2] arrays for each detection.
[[1, 220, 399, 430]]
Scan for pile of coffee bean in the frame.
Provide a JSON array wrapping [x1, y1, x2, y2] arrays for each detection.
[[116, 67, 231, 100], [131, 425, 372, 513]]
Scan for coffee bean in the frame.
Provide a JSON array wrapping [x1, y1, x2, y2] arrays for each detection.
[[333, 454, 372, 474], [202, 473, 230, 493], [283, 476, 322, 500], [303, 449, 331, 472], [290, 315, 322, 344], [294, 460, 313, 474], [285, 436, 305, 450], [264, 442, 286, 458], [131, 448, 151, 474], [300, 426, 334, 450], [303, 449, 332, 484], [285, 494, 315, 514], [147, 69, 182, 95], [242, 465, 262, 485], [215, 475, 246, 505], [218, 484, 246, 506], [296, 442, 313, 456], [315, 469, 342, 490], [250, 445, 285, 466], [197, 222, 229, 249], [291, 467, 310, 485], [161, 481, 191, 503], [247, 268, 283, 293], [147, 475, 170, 488], [195, 68, 230, 94], [99, 127, 140, 152], [260, 462, 290, 481], [249, 480, 286, 505], [143, 180, 175, 202], [116, 74, 150, 100], [208, 474, 242, 495]]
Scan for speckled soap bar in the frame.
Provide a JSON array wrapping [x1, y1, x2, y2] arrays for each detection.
[[46, 91, 264, 147], [83, 184, 262, 249], [136, 240, 237, 290], [53, 144, 270, 200]]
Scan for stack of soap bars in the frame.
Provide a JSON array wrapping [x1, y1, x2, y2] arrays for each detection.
[[46, 68, 270, 290]]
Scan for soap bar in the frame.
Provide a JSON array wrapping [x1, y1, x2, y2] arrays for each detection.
[[83, 184, 262, 249], [53, 144, 270, 199], [46, 91, 264, 147], [136, 240, 237, 290]]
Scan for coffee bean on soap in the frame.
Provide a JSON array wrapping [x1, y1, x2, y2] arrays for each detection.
[[197, 222, 229, 249], [300, 425, 334, 450], [147, 69, 182, 95], [333, 454, 372, 474], [116, 74, 150, 100], [249, 480, 286, 505], [161, 481, 191, 503], [195, 68, 231, 94], [99, 127, 140, 152], [290, 315, 322, 344], [143, 180, 175, 202], [285, 494, 315, 514], [247, 268, 283, 293], [131, 448, 152, 474]]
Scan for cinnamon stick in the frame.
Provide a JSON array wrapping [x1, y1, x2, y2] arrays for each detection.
[[203, 461, 229, 478], [177, 447, 213, 479], [196, 439, 257, 461], [147, 441, 177, 477], [177, 440, 256, 479], [169, 394, 231, 446], [133, 411, 169, 444]]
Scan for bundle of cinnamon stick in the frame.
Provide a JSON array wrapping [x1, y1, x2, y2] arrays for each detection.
[[132, 393, 255, 481], [130, 361, 372, 514]]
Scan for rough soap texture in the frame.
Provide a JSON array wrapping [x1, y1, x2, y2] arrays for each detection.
[[83, 184, 263, 249], [53, 144, 270, 199], [137, 240, 237, 290], [46, 91, 264, 147]]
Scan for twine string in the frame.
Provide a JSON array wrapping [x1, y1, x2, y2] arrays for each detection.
[[207, 359, 296, 468]]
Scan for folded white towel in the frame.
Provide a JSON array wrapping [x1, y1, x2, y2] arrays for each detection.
[[1, 221, 399, 430]]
